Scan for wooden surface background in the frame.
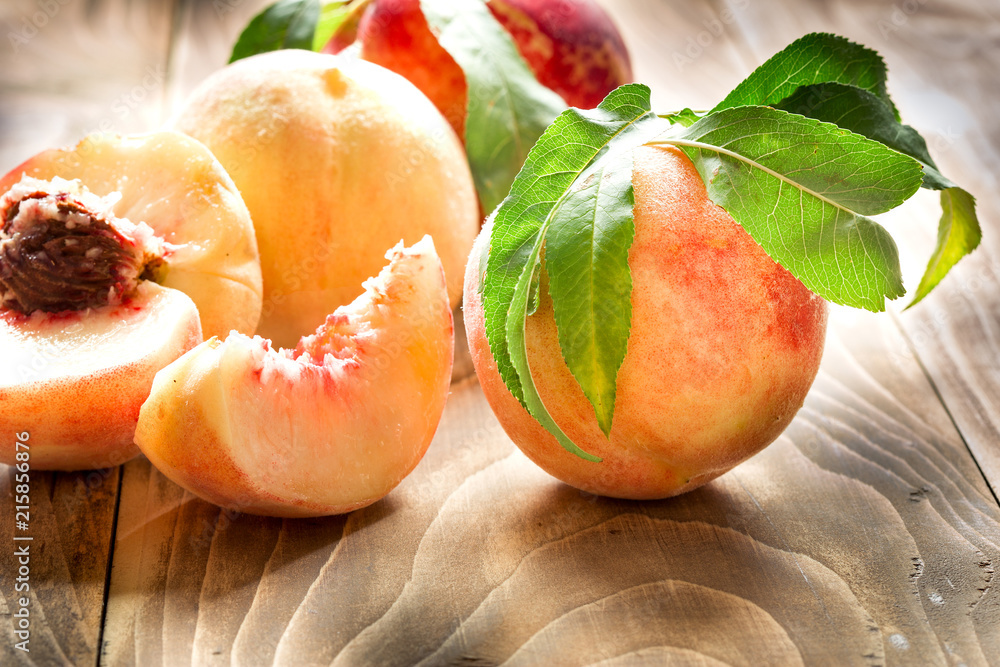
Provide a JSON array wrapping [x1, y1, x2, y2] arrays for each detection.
[[1, 0, 999, 665]]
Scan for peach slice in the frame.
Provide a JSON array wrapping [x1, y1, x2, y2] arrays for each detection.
[[135, 237, 453, 517], [0, 132, 262, 470]]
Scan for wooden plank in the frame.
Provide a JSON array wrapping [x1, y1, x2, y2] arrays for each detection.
[[98, 311, 1000, 665], [99, 7, 1000, 665], [0, 467, 121, 666], [2, 0, 993, 663], [0, 0, 178, 664]]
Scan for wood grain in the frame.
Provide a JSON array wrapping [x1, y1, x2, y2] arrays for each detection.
[[0, 467, 121, 666], [100, 312, 1000, 666]]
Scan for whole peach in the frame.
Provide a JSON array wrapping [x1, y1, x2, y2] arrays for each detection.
[[329, 0, 633, 138], [464, 146, 828, 499], [173, 50, 478, 349]]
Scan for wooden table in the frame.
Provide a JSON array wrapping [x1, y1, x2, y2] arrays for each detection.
[[1, 0, 998, 664]]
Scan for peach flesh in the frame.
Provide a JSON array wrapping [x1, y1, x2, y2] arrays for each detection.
[[0, 132, 261, 470], [333, 0, 633, 139], [173, 50, 478, 350], [135, 237, 453, 518], [0, 131, 263, 339], [0, 281, 201, 470], [465, 146, 828, 499]]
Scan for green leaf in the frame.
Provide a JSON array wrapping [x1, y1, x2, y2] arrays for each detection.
[[229, 0, 321, 64], [656, 105, 924, 311], [505, 232, 602, 462], [715, 33, 897, 119], [420, 0, 567, 213], [774, 82, 950, 189], [661, 108, 702, 127], [312, 1, 352, 52], [773, 82, 982, 306], [484, 84, 667, 457], [544, 148, 635, 437], [908, 187, 981, 307]]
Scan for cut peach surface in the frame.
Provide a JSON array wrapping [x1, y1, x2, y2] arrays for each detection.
[[135, 237, 453, 518], [0, 131, 263, 338], [0, 282, 202, 470], [0, 131, 261, 470]]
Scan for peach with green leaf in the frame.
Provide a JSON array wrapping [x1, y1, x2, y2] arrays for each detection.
[[466, 35, 979, 499], [329, 0, 633, 139]]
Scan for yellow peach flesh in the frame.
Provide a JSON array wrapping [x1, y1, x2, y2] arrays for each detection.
[[0, 282, 201, 470], [135, 237, 453, 517]]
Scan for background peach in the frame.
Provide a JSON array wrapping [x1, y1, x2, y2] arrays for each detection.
[[330, 0, 633, 139], [174, 50, 478, 349]]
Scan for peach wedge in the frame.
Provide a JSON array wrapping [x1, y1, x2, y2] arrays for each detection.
[[135, 237, 453, 517], [0, 132, 262, 470]]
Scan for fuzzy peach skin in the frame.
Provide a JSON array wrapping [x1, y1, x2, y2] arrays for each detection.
[[465, 146, 828, 499], [489, 0, 633, 109], [0, 132, 263, 338], [172, 49, 478, 350], [135, 237, 453, 518], [0, 283, 202, 470], [330, 0, 633, 139]]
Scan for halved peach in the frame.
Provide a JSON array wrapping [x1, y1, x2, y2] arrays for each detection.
[[0, 132, 262, 470], [0, 131, 263, 338], [1, 283, 201, 470], [134, 237, 452, 517]]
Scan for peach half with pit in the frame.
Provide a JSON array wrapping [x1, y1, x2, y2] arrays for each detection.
[[0, 132, 262, 470], [465, 146, 828, 499], [134, 237, 452, 517]]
